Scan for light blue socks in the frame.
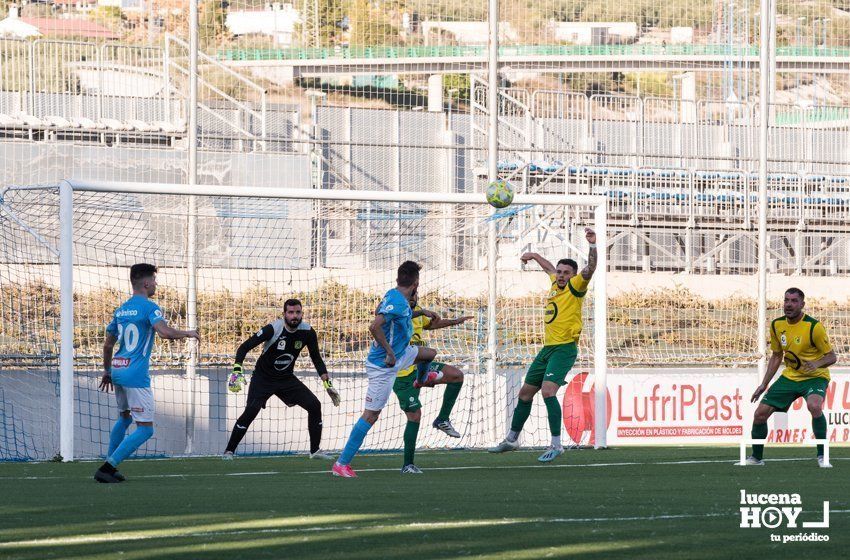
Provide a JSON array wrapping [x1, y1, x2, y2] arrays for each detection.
[[337, 418, 372, 466], [108, 416, 133, 457], [107, 425, 154, 467]]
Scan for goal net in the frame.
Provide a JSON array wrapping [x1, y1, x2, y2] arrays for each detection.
[[0, 181, 607, 460]]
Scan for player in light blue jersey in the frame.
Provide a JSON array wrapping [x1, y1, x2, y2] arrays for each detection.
[[94, 263, 200, 483], [332, 261, 442, 478]]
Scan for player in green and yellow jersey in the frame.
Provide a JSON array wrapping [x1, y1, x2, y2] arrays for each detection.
[[489, 227, 597, 463], [393, 292, 471, 473], [746, 288, 837, 468]]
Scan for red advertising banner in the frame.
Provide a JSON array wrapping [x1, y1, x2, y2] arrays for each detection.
[[562, 370, 850, 445]]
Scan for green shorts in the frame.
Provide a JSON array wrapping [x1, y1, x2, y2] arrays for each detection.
[[524, 342, 578, 387], [393, 362, 445, 412], [761, 375, 829, 413]]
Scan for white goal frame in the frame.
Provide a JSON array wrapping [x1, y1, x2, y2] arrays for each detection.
[[56, 179, 608, 460]]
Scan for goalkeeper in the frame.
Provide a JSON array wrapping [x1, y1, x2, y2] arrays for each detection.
[[223, 298, 340, 460]]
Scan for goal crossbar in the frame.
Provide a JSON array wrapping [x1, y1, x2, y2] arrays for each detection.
[[55, 179, 609, 459], [63, 179, 607, 206]]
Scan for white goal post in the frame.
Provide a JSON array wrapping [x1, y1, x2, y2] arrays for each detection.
[[55, 179, 608, 460]]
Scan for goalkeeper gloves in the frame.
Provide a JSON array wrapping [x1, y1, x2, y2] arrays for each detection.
[[323, 378, 341, 407], [228, 364, 246, 393]]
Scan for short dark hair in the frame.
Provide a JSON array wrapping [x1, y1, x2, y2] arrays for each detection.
[[556, 258, 578, 273], [283, 298, 302, 312], [130, 263, 157, 286], [786, 287, 805, 300], [397, 260, 422, 287]]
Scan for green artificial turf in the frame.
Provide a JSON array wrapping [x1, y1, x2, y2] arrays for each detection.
[[0, 447, 846, 559]]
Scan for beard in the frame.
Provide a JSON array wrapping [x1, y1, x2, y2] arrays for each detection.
[[286, 317, 302, 329]]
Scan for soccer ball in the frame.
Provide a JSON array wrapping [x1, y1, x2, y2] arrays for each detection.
[[486, 180, 514, 209]]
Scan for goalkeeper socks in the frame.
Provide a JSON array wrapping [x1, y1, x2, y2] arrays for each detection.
[[108, 415, 133, 457], [403, 420, 420, 466], [509, 398, 533, 438], [812, 414, 827, 456], [544, 396, 562, 437], [751, 422, 768, 461], [437, 382, 463, 421], [225, 406, 261, 453], [552, 435, 561, 448], [306, 400, 323, 454], [338, 418, 371, 466], [107, 425, 154, 467]]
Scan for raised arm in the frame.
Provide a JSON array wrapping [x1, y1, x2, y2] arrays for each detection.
[[306, 329, 329, 379], [307, 329, 340, 406], [153, 320, 200, 341], [580, 228, 598, 280], [233, 325, 273, 365], [424, 312, 473, 330], [520, 252, 556, 274]]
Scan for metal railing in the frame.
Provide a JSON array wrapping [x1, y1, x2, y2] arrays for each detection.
[[216, 43, 850, 62]]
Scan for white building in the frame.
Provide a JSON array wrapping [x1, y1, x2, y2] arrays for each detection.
[[97, 0, 142, 11], [225, 3, 300, 47], [0, 5, 120, 39], [0, 6, 39, 38], [670, 27, 694, 44], [420, 21, 518, 45], [550, 21, 638, 45]]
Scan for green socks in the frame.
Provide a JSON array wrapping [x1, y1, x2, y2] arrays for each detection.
[[510, 398, 533, 434], [437, 382, 463, 421], [544, 396, 562, 437], [403, 420, 420, 466], [751, 422, 768, 460], [813, 414, 827, 457]]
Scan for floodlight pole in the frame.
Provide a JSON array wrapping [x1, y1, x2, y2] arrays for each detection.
[[185, 0, 199, 454], [756, 0, 773, 386], [486, 0, 500, 444]]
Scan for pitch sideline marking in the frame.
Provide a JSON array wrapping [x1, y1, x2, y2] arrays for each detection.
[[6, 511, 850, 548], [0, 456, 846, 481]]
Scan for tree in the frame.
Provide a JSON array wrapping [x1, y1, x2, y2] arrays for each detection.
[[200, 0, 228, 49]]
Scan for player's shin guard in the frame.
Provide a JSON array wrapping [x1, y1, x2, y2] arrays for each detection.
[[107, 425, 154, 467], [403, 420, 419, 466], [338, 418, 371, 466], [108, 416, 133, 457], [437, 381, 462, 421], [544, 396, 562, 439], [509, 399, 533, 440], [751, 422, 768, 461], [812, 414, 827, 457]]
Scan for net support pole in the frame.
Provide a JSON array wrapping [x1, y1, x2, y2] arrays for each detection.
[[486, 0, 500, 444], [756, 0, 772, 386], [59, 180, 74, 461], [185, 0, 199, 455], [593, 203, 608, 449]]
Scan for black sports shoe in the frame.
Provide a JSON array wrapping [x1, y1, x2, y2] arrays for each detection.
[[94, 470, 124, 483]]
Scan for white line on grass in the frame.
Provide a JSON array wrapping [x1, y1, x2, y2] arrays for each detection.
[[0, 456, 845, 481], [4, 511, 850, 549]]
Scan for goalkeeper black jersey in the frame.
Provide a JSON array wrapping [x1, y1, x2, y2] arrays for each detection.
[[234, 320, 327, 379]]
